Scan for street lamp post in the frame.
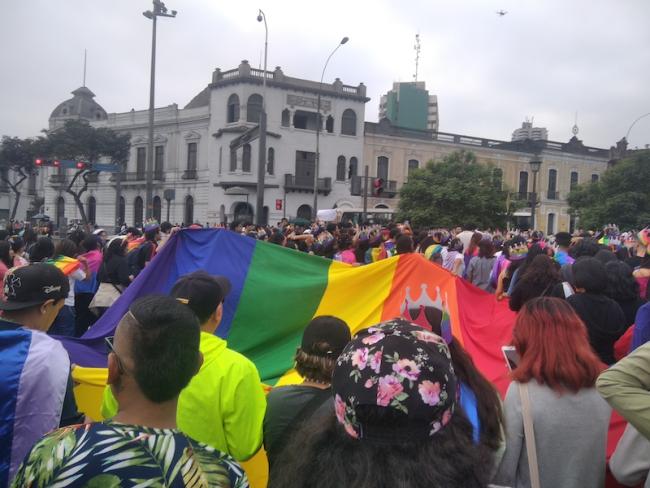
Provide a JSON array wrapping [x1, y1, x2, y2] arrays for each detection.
[[143, 1, 176, 221], [256, 9, 268, 226], [313, 37, 349, 221], [529, 156, 542, 230]]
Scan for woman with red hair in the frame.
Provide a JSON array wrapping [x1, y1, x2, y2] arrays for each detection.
[[493, 297, 611, 488]]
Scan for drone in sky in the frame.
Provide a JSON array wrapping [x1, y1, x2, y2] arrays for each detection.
[[496, 10, 508, 16]]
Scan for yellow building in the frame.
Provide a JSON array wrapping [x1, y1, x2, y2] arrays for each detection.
[[361, 119, 611, 233]]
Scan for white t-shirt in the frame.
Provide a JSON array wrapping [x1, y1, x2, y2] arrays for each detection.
[[65, 268, 87, 307]]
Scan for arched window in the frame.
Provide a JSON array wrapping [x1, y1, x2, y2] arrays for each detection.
[[87, 196, 96, 224], [234, 202, 253, 224], [281, 109, 290, 127], [229, 148, 237, 172], [134, 196, 144, 227], [408, 159, 419, 176], [297, 204, 312, 220], [492, 167, 503, 190], [341, 109, 357, 136], [348, 157, 358, 179], [227, 94, 240, 123], [246, 94, 263, 123], [518, 171, 529, 198], [153, 196, 162, 222], [547, 213, 555, 234], [336, 156, 347, 181], [326, 115, 334, 133], [119, 196, 126, 225], [377, 156, 389, 181], [242, 144, 252, 173], [267, 147, 275, 175], [184, 195, 194, 225], [570, 171, 579, 191], [56, 196, 65, 227], [547, 169, 557, 199]]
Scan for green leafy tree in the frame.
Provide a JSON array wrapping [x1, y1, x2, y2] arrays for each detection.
[[397, 150, 514, 229], [0, 136, 45, 220], [568, 150, 650, 230], [43, 120, 130, 225]]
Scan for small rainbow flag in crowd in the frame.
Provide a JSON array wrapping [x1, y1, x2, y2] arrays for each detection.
[[60, 229, 516, 390], [46, 255, 81, 276], [126, 236, 144, 252]]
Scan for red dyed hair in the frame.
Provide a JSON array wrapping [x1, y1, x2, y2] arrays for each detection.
[[511, 297, 604, 393]]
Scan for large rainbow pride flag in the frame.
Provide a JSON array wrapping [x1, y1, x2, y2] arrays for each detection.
[[60, 229, 515, 390]]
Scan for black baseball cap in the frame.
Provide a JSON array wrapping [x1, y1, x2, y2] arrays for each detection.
[[0, 264, 69, 311], [170, 271, 231, 323], [301, 316, 351, 357]]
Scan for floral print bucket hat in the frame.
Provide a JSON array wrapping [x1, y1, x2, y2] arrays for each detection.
[[332, 318, 457, 441]]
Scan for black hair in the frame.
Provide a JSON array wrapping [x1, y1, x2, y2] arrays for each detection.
[[81, 235, 99, 252], [55, 239, 79, 259], [104, 238, 127, 262], [573, 256, 607, 293], [11, 237, 24, 254], [269, 410, 487, 488], [354, 238, 370, 264], [268, 231, 286, 246], [0, 241, 12, 268], [0, 230, 10, 241], [418, 236, 435, 254], [477, 239, 495, 259], [337, 232, 353, 252], [412, 306, 504, 453], [395, 235, 414, 254], [389, 227, 401, 240], [29, 237, 55, 263], [160, 222, 173, 233], [22, 228, 37, 245], [515, 243, 546, 278], [68, 229, 86, 247], [128, 295, 201, 403], [594, 249, 617, 265], [569, 239, 601, 259], [605, 260, 640, 302], [127, 227, 142, 237], [144, 228, 158, 241], [555, 231, 572, 248], [448, 237, 464, 253]]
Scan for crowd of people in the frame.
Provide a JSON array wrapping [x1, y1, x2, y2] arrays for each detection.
[[1, 217, 650, 487]]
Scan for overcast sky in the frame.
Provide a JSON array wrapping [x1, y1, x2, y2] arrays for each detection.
[[1, 0, 649, 149]]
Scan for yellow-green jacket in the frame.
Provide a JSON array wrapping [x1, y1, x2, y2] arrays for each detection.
[[102, 331, 266, 461]]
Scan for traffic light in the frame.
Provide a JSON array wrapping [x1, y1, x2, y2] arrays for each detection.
[[53, 160, 61, 168], [373, 177, 384, 196], [76, 161, 88, 170]]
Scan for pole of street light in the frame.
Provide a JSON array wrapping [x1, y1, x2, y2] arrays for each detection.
[[256, 9, 268, 225], [529, 156, 542, 230], [143, 1, 176, 222], [625, 112, 650, 143], [313, 37, 349, 221]]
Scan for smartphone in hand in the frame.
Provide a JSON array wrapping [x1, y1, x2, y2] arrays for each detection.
[[502, 345, 520, 372]]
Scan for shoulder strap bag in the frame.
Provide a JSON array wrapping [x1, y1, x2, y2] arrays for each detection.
[[518, 382, 541, 488]]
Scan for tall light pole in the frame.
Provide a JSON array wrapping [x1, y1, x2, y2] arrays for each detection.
[[313, 37, 349, 221], [256, 9, 268, 225], [529, 156, 542, 230], [625, 112, 650, 144], [143, 1, 176, 221]]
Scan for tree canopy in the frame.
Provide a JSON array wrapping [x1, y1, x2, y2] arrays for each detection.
[[43, 120, 130, 225], [397, 150, 513, 229], [0, 136, 46, 219], [568, 150, 650, 230]]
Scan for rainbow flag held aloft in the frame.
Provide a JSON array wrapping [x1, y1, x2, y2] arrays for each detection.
[[46, 255, 81, 276], [60, 229, 516, 390]]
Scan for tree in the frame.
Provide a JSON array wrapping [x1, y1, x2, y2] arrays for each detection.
[[0, 136, 44, 220], [43, 120, 130, 226], [397, 150, 514, 229], [568, 150, 650, 230]]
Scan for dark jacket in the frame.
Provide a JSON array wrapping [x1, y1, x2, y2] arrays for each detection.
[[98, 255, 131, 287], [568, 293, 627, 364], [509, 279, 565, 312]]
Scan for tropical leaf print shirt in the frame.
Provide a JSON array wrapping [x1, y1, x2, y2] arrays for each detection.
[[11, 421, 249, 488]]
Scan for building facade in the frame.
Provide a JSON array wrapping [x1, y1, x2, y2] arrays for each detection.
[[379, 82, 438, 131], [363, 119, 610, 233], [41, 61, 369, 228], [512, 120, 549, 142]]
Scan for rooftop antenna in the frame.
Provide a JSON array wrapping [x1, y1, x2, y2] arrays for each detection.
[[413, 33, 421, 82], [572, 111, 579, 136], [82, 49, 87, 87]]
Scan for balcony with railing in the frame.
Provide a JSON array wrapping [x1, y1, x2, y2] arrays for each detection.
[[49, 174, 67, 185], [284, 174, 331, 195], [350, 176, 398, 198], [182, 169, 198, 180], [110, 171, 165, 183], [546, 191, 560, 200]]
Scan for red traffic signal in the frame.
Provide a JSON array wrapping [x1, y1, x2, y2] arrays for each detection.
[[53, 160, 61, 168], [76, 161, 88, 169], [35, 158, 43, 166]]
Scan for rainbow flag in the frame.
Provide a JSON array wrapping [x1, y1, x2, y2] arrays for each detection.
[[60, 229, 516, 389], [46, 255, 81, 276], [126, 236, 144, 252]]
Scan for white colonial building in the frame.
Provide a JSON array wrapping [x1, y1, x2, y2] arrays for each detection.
[[41, 60, 369, 228]]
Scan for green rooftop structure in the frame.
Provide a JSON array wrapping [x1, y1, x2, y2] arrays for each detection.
[[379, 81, 438, 131]]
